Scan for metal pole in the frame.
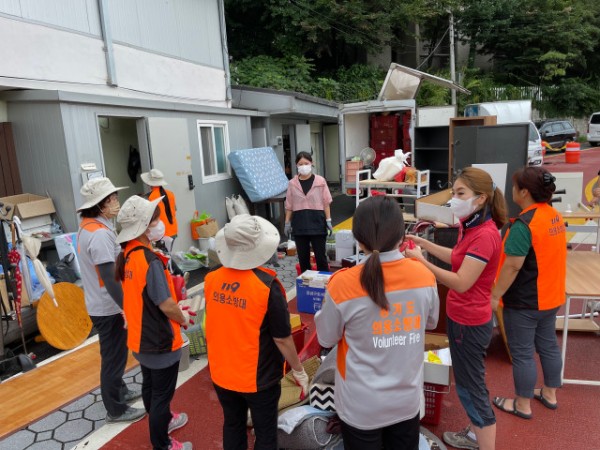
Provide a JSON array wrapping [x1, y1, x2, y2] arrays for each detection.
[[449, 12, 457, 106]]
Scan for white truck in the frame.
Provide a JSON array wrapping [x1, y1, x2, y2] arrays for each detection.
[[464, 100, 543, 166], [338, 63, 470, 195]]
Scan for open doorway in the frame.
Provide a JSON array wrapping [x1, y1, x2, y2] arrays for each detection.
[[97, 116, 148, 201]]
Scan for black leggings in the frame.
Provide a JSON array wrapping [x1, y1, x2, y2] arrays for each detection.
[[294, 234, 329, 273]]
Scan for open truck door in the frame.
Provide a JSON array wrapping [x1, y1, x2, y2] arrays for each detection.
[[339, 62, 470, 195]]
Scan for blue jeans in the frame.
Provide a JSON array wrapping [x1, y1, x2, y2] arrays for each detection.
[[503, 307, 562, 397], [447, 316, 496, 428]]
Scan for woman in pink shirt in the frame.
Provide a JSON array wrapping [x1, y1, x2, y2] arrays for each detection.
[[284, 152, 333, 273]]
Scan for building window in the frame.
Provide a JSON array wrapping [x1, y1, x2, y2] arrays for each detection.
[[197, 121, 231, 183]]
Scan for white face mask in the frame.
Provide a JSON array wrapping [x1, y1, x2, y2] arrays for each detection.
[[297, 165, 312, 176], [145, 220, 166, 242], [449, 196, 480, 219]]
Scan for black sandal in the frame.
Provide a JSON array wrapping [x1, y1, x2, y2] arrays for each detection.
[[493, 396, 532, 419], [533, 388, 558, 410]]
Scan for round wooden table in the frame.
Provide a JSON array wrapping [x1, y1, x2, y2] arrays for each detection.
[[37, 282, 92, 350]]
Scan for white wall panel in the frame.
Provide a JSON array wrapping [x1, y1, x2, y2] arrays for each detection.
[[0, 16, 107, 85], [108, 0, 223, 68], [113, 43, 227, 104], [0, 0, 101, 35]]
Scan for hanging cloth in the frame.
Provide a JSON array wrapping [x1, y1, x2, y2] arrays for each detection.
[[127, 145, 141, 183]]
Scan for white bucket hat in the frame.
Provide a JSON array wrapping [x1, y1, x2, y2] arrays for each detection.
[[215, 214, 280, 270], [116, 195, 163, 244], [141, 169, 168, 187], [77, 177, 126, 211]]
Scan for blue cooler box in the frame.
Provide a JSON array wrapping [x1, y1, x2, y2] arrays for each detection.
[[296, 270, 333, 314]]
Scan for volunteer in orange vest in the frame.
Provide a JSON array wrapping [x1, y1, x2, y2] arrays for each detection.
[[491, 167, 566, 419], [406, 167, 508, 450], [116, 195, 194, 450], [204, 214, 309, 450], [77, 177, 145, 424], [141, 169, 179, 241], [316, 196, 439, 450]]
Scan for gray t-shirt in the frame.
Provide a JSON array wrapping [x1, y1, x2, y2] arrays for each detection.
[[77, 216, 122, 316], [133, 259, 181, 369]]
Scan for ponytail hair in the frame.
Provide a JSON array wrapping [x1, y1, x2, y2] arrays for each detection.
[[115, 243, 127, 281], [352, 196, 404, 310], [456, 167, 508, 229]]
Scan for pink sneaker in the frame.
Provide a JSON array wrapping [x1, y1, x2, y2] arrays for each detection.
[[168, 437, 192, 450], [168, 411, 189, 434]]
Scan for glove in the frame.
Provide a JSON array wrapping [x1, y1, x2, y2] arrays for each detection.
[[179, 305, 197, 330], [326, 219, 333, 237], [292, 367, 309, 400], [284, 222, 292, 239]]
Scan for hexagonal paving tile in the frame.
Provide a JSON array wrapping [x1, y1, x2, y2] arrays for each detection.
[[27, 441, 62, 450], [1, 429, 36, 449], [54, 418, 93, 442], [63, 395, 94, 413], [29, 411, 67, 432], [83, 401, 107, 421], [35, 430, 53, 442]]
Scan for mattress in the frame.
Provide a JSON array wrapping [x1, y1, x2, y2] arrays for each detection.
[[228, 147, 289, 202]]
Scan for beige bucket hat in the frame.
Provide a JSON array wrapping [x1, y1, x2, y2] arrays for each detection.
[[116, 195, 163, 244], [77, 177, 126, 211], [215, 214, 280, 270], [141, 169, 168, 187]]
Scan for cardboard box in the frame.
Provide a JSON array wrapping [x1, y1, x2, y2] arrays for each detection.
[[415, 189, 457, 225], [296, 270, 332, 314], [1, 276, 31, 312], [0, 193, 55, 220], [424, 333, 452, 386]]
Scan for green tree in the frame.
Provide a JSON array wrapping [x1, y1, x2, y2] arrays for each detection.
[[455, 0, 600, 84]]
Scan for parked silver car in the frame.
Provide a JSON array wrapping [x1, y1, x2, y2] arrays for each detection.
[[587, 112, 600, 147]]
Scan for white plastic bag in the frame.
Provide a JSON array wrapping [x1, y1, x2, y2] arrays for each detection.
[[233, 195, 250, 215], [373, 149, 411, 181], [225, 196, 236, 221]]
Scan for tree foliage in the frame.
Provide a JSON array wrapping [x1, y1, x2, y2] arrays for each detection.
[[230, 56, 385, 102], [225, 0, 600, 116]]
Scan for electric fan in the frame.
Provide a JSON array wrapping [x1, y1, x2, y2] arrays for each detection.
[[359, 147, 376, 170]]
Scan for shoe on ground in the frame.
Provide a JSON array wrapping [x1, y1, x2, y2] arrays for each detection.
[[106, 406, 146, 424], [123, 388, 142, 403], [443, 425, 479, 449], [168, 411, 189, 434], [169, 438, 193, 450]]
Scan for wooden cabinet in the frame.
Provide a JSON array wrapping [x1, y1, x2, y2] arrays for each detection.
[[0, 123, 22, 197], [414, 126, 450, 191], [449, 116, 497, 179]]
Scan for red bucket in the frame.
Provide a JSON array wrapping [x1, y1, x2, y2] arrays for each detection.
[[565, 142, 580, 164]]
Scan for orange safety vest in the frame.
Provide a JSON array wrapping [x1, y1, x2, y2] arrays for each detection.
[[149, 187, 178, 238], [498, 202, 567, 310], [122, 239, 183, 353], [78, 218, 111, 288], [204, 266, 287, 393]]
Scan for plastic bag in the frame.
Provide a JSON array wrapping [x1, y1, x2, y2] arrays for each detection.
[[47, 254, 78, 283], [373, 149, 411, 181], [233, 195, 250, 215], [225, 197, 236, 221]]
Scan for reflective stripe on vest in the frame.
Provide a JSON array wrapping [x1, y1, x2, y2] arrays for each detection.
[[122, 240, 183, 353], [499, 203, 567, 310], [204, 266, 285, 393]]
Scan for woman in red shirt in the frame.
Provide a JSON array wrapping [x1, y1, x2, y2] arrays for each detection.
[[405, 167, 508, 450]]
